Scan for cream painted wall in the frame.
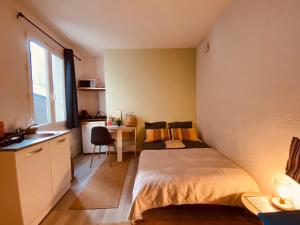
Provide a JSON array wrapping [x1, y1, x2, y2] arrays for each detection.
[[0, 0, 96, 157], [196, 0, 300, 205], [77, 55, 106, 115], [105, 49, 196, 146]]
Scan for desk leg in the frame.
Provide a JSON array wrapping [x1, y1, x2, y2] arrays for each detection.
[[117, 129, 122, 162], [134, 128, 137, 157]]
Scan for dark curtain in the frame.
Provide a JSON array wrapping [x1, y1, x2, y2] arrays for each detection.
[[286, 137, 300, 183], [64, 48, 79, 129]]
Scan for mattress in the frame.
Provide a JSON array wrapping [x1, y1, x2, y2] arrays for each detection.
[[129, 148, 260, 221]]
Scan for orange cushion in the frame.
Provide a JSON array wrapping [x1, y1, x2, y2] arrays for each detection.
[[145, 128, 170, 142], [171, 128, 200, 141]]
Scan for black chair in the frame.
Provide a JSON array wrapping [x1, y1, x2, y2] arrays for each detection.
[[90, 126, 116, 167]]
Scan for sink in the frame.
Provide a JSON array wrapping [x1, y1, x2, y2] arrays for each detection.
[[24, 132, 57, 140]]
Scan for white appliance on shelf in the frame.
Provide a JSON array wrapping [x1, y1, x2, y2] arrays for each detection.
[[81, 121, 106, 153]]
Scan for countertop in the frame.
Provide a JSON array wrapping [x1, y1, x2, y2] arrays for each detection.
[[0, 130, 70, 152], [79, 118, 107, 123]]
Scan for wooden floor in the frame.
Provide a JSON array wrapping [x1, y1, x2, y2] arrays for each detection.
[[41, 153, 261, 225], [41, 153, 137, 225]]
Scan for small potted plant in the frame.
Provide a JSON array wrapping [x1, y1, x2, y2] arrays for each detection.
[[115, 118, 122, 126]]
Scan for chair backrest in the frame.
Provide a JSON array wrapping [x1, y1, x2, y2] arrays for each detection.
[[91, 126, 112, 145]]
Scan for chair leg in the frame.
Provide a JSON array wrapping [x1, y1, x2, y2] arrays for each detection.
[[99, 145, 101, 158], [113, 142, 117, 152], [108, 145, 112, 166], [106, 145, 109, 158], [90, 145, 96, 168]]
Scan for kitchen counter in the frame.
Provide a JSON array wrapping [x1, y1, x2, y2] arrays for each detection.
[[0, 130, 70, 152], [0, 130, 72, 225]]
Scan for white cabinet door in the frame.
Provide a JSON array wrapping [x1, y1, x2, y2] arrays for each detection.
[[49, 134, 71, 201], [81, 121, 106, 153], [15, 143, 52, 225]]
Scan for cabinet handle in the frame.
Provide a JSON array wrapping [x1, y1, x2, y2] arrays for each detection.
[[57, 138, 66, 143], [26, 147, 43, 157]]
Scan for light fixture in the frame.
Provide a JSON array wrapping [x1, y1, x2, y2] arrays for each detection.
[[271, 177, 294, 210]]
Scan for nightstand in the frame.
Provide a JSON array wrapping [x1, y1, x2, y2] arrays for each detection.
[[242, 192, 300, 225], [242, 192, 279, 215]]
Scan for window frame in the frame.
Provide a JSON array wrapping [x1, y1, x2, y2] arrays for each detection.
[[26, 35, 66, 129]]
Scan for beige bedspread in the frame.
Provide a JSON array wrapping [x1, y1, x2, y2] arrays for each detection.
[[129, 148, 260, 221]]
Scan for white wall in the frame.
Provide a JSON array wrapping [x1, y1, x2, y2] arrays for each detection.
[[0, 0, 97, 157], [77, 55, 106, 115], [105, 49, 196, 147], [196, 0, 300, 204]]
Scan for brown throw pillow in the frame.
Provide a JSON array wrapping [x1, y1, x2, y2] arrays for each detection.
[[168, 121, 192, 128], [145, 121, 166, 129]]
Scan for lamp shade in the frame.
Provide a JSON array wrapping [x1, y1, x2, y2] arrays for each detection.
[[271, 178, 293, 210], [286, 137, 300, 184]]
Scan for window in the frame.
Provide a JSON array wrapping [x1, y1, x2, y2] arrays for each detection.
[[28, 40, 66, 126], [52, 54, 66, 122]]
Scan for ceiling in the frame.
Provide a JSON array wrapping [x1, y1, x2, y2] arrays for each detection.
[[20, 0, 232, 56]]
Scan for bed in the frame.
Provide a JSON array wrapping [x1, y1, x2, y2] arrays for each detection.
[[129, 148, 260, 221]]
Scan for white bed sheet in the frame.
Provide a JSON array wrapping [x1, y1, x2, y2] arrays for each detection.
[[129, 148, 260, 221]]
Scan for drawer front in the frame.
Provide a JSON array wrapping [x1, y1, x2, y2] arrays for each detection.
[[15, 143, 52, 225], [50, 134, 71, 199]]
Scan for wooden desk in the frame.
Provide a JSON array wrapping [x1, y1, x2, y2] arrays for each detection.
[[106, 126, 137, 162]]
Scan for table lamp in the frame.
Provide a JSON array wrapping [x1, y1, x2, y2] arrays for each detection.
[[271, 178, 293, 210], [271, 136, 300, 210]]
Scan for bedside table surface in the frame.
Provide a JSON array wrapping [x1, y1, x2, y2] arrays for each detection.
[[242, 192, 277, 215]]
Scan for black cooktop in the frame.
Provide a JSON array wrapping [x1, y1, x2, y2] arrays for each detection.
[[0, 133, 24, 147]]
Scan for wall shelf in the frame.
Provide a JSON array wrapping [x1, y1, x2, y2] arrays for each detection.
[[77, 87, 106, 91]]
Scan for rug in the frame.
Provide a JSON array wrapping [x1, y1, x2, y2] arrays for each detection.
[[70, 157, 129, 210]]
